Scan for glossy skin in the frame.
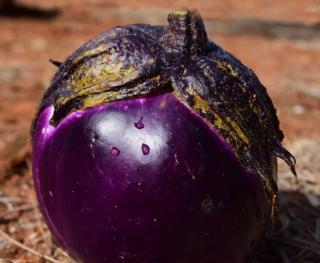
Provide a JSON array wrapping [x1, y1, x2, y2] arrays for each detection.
[[33, 93, 270, 263]]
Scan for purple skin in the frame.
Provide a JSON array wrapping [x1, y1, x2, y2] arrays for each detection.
[[33, 93, 271, 263]]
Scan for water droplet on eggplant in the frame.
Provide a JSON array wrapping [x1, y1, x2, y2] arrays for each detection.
[[141, 143, 150, 155], [134, 116, 144, 129], [111, 147, 120, 156]]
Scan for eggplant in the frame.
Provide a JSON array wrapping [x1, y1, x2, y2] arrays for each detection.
[[32, 9, 296, 263]]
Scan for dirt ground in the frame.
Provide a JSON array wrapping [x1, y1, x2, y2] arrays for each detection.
[[0, 0, 319, 262]]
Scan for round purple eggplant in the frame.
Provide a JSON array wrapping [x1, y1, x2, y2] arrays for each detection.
[[32, 9, 296, 263]]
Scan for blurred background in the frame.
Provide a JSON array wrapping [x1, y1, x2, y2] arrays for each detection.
[[0, 0, 319, 262]]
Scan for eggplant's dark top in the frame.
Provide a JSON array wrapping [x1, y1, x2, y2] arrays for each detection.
[[33, 9, 296, 200]]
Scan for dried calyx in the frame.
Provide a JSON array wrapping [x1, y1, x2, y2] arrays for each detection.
[[34, 9, 296, 203]]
